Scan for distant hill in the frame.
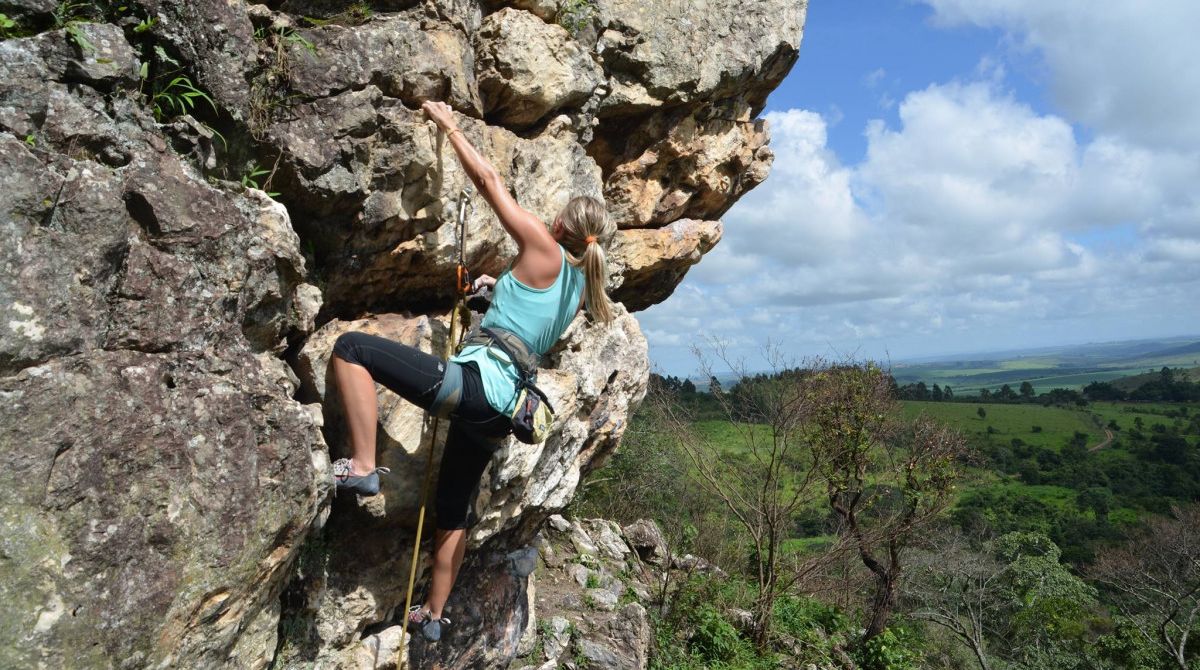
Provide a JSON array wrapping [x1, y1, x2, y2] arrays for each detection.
[[886, 335, 1200, 393], [681, 336, 1200, 394]]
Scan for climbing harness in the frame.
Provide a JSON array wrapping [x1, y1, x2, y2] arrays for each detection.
[[397, 180, 474, 666], [461, 327, 556, 444]]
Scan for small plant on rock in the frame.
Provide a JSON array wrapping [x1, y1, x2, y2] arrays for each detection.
[[254, 24, 316, 55], [52, 1, 97, 52], [241, 161, 280, 197], [140, 46, 217, 124], [247, 23, 314, 137], [557, 0, 595, 35]]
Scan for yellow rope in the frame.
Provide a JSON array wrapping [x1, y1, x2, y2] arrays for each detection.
[[397, 131, 471, 666], [396, 306, 462, 669]]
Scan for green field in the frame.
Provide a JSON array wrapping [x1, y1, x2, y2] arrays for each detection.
[[901, 400, 1101, 449], [698, 401, 1160, 454], [694, 419, 772, 454]]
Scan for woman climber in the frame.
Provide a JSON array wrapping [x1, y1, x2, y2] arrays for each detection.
[[328, 100, 617, 641]]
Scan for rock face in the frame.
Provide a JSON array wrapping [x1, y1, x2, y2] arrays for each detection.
[[0, 26, 328, 670], [513, 516, 656, 670], [0, 1, 803, 669]]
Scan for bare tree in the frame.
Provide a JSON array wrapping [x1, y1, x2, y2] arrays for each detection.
[[651, 345, 845, 649], [1089, 504, 1200, 670], [904, 528, 1002, 670], [807, 363, 965, 642]]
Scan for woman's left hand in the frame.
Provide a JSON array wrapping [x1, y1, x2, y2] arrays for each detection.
[[472, 274, 496, 292]]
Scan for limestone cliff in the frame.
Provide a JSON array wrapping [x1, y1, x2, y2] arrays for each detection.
[[0, 1, 804, 668]]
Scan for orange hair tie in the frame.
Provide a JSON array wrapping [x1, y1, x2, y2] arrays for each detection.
[[584, 235, 597, 244]]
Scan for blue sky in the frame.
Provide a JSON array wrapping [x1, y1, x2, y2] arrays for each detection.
[[638, 0, 1200, 375], [767, 2, 1027, 160]]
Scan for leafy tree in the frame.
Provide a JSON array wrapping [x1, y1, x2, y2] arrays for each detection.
[[1084, 381, 1127, 401], [906, 529, 1098, 670], [708, 375, 722, 395], [991, 532, 1098, 669], [1076, 487, 1113, 517], [1039, 387, 1088, 407], [1019, 381, 1036, 400]]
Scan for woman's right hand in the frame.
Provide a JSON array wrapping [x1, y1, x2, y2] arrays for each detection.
[[421, 100, 458, 134]]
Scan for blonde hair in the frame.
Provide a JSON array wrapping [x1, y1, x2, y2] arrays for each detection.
[[558, 196, 616, 323]]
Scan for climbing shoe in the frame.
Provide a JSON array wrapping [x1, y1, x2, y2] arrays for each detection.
[[332, 458, 390, 497], [408, 606, 451, 642]]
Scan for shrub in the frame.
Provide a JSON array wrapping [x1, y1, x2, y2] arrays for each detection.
[[688, 606, 744, 663], [852, 626, 922, 670]]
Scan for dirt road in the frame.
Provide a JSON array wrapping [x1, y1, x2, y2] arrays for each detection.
[[1088, 428, 1114, 452]]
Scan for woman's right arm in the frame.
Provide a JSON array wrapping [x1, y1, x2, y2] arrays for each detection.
[[421, 101, 555, 257]]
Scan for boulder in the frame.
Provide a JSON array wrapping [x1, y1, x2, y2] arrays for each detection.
[[0, 95, 327, 670], [611, 218, 724, 310], [592, 0, 805, 113], [596, 100, 774, 228], [623, 519, 669, 566], [283, 13, 482, 114], [475, 8, 604, 128]]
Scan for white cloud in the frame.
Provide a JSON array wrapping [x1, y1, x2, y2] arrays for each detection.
[[921, 0, 1200, 149], [639, 74, 1200, 373]]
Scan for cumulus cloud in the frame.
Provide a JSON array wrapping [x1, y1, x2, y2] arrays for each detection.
[[637, 72, 1200, 372], [920, 0, 1200, 149]]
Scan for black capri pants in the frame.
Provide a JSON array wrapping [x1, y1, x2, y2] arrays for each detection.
[[332, 331, 512, 530]]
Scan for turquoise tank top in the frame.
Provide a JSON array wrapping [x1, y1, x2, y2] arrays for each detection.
[[451, 246, 584, 414]]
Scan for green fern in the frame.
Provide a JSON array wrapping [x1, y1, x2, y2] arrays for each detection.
[[153, 76, 217, 119]]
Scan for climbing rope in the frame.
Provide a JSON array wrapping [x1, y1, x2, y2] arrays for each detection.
[[396, 175, 474, 668]]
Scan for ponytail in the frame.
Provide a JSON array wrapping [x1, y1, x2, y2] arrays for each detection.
[[559, 196, 616, 323], [581, 238, 614, 323]]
